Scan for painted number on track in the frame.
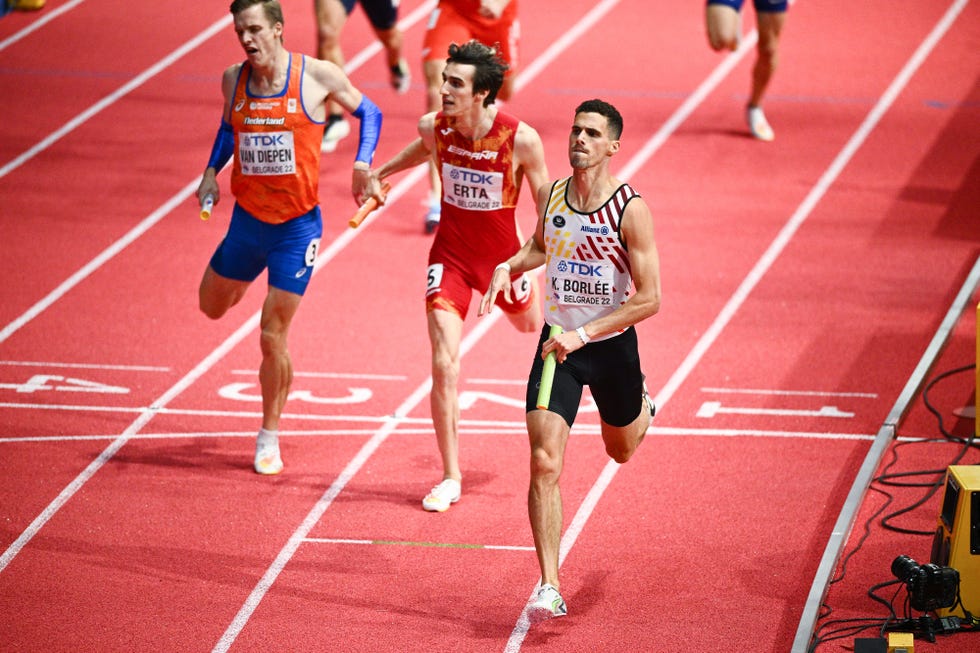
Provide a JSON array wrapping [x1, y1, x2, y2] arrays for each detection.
[[0, 374, 129, 394], [218, 383, 373, 404]]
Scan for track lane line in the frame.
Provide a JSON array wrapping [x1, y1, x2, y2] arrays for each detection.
[[788, 4, 973, 649], [0, 178, 200, 345], [212, 309, 502, 652], [2, 428, 905, 446], [303, 537, 536, 551], [0, 0, 86, 53], [0, 15, 232, 180]]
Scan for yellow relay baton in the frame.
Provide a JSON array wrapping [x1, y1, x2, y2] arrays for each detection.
[[536, 325, 564, 410]]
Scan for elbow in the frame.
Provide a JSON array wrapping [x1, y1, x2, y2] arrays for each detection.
[[641, 294, 661, 321]]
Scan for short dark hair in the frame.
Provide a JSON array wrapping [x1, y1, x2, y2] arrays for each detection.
[[229, 0, 284, 29], [446, 40, 509, 107], [575, 99, 623, 139]]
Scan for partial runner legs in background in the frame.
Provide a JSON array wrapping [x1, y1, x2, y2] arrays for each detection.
[[705, 0, 787, 141], [315, 0, 410, 152]]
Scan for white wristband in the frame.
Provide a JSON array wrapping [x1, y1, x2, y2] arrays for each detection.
[[494, 262, 512, 274], [575, 326, 590, 344]]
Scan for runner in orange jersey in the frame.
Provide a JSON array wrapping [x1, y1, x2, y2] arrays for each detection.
[[196, 0, 384, 475]]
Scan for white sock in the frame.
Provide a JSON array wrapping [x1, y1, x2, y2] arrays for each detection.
[[257, 428, 279, 449]]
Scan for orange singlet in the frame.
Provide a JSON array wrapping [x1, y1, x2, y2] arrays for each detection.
[[228, 53, 324, 224]]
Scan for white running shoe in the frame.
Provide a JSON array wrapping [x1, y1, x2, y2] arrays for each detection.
[[321, 115, 351, 153], [422, 478, 460, 512], [390, 59, 411, 94], [254, 439, 283, 475], [424, 203, 441, 234], [528, 583, 567, 620], [746, 105, 775, 142]]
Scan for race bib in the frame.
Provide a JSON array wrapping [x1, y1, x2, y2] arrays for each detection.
[[441, 162, 503, 211], [238, 130, 296, 176], [305, 238, 321, 267], [551, 258, 615, 307], [426, 263, 444, 296]]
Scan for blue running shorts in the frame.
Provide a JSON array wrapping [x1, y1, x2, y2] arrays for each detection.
[[708, 0, 788, 12], [208, 204, 323, 296]]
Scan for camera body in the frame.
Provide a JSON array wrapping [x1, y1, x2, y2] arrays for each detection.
[[892, 555, 959, 612]]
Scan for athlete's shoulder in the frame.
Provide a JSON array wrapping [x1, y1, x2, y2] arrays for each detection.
[[514, 117, 542, 143], [223, 61, 245, 82], [301, 53, 340, 79], [618, 183, 652, 223], [419, 111, 440, 135], [494, 108, 520, 128], [543, 177, 570, 206], [614, 180, 641, 199]]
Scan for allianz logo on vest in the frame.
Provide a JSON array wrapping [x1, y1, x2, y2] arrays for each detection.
[[580, 224, 610, 236]]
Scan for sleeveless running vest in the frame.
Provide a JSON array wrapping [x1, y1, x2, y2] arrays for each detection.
[[429, 109, 523, 269], [229, 53, 323, 224], [543, 177, 638, 341]]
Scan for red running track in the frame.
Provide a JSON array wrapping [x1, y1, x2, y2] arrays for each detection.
[[0, 0, 978, 651]]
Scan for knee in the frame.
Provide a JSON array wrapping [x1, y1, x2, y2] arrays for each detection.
[[708, 34, 736, 52], [425, 85, 442, 112], [756, 37, 780, 64], [198, 293, 227, 321], [516, 316, 540, 334], [430, 353, 459, 387], [497, 78, 514, 103], [602, 423, 646, 464], [605, 443, 634, 465], [318, 27, 338, 47], [199, 302, 224, 321], [529, 446, 562, 483], [316, 13, 342, 47], [259, 326, 288, 358]]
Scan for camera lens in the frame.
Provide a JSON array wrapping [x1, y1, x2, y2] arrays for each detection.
[[891, 554, 921, 583]]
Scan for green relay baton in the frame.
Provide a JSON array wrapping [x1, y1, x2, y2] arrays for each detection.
[[535, 325, 564, 410]]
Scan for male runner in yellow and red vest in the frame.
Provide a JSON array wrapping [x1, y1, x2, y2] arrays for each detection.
[[481, 99, 661, 619]]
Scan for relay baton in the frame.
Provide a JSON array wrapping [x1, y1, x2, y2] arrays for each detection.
[[200, 194, 214, 221], [348, 182, 390, 228], [536, 324, 564, 410]]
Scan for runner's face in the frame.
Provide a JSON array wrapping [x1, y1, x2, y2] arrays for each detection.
[[569, 113, 618, 169], [233, 5, 282, 67], [440, 63, 485, 115]]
